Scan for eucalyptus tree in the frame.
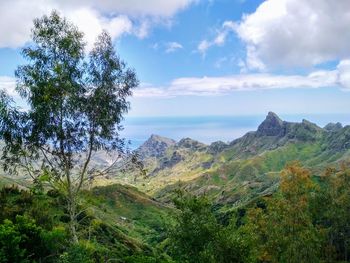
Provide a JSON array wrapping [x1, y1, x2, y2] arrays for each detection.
[[0, 11, 139, 243]]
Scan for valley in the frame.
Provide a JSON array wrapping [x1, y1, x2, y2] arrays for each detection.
[[100, 112, 350, 210]]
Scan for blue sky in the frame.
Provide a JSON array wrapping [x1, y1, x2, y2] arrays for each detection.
[[1, 0, 350, 118]]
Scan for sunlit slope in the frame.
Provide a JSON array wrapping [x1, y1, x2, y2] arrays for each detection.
[[0, 182, 173, 255], [123, 112, 350, 208]]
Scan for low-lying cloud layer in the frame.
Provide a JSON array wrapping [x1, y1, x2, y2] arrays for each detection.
[[3, 59, 349, 99], [133, 59, 350, 97]]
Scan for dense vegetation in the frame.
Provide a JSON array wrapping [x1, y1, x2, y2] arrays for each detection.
[[0, 162, 349, 262], [0, 184, 172, 262]]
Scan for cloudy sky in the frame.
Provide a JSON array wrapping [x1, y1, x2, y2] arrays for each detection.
[[1, 0, 350, 117]]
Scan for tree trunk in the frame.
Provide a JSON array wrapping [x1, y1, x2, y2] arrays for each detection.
[[68, 195, 79, 244]]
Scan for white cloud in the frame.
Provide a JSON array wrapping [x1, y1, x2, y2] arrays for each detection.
[[165, 42, 183, 53], [0, 0, 51, 48], [0, 0, 197, 49], [214, 57, 228, 68], [152, 41, 184, 53], [197, 20, 236, 55], [57, 0, 199, 17], [234, 0, 350, 70], [3, 60, 350, 99], [0, 77, 28, 109], [197, 40, 211, 55], [133, 59, 350, 97], [134, 20, 152, 39], [134, 87, 170, 98], [213, 32, 226, 45], [68, 8, 133, 51], [336, 60, 350, 90], [0, 76, 17, 97]]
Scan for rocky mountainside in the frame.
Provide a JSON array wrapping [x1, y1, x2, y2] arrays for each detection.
[[112, 112, 350, 211], [2, 112, 350, 212], [138, 134, 176, 158]]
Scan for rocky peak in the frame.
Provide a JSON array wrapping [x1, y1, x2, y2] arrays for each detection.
[[138, 134, 176, 158], [324, 122, 343, 132], [256, 112, 285, 137], [149, 134, 175, 144], [177, 138, 207, 151], [207, 141, 228, 154], [301, 119, 322, 131]]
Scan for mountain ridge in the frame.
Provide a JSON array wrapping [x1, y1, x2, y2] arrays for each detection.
[[137, 112, 328, 159], [115, 112, 350, 210]]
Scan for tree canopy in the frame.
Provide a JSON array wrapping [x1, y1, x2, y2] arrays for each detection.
[[0, 11, 139, 243]]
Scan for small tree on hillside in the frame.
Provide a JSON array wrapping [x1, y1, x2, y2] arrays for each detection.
[[0, 11, 138, 243]]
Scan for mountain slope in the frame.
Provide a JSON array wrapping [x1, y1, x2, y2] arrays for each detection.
[[114, 112, 350, 210]]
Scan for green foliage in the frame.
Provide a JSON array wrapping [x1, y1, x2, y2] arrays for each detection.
[[0, 215, 66, 263], [0, 10, 139, 243], [1, 161, 350, 262], [0, 219, 26, 263], [123, 253, 175, 263], [2, 128, 350, 263], [211, 219, 251, 263], [58, 241, 111, 263], [312, 164, 350, 262], [244, 163, 322, 263], [4, 10, 138, 174], [168, 191, 249, 263], [168, 192, 218, 262], [0, 184, 174, 262]]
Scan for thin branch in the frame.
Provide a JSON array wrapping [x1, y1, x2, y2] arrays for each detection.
[[88, 153, 122, 179], [76, 128, 94, 194]]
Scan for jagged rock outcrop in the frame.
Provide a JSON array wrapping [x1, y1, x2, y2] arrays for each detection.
[[284, 119, 323, 141], [256, 112, 285, 137], [324, 122, 343, 132], [137, 134, 176, 158], [207, 141, 228, 155], [176, 138, 207, 151], [227, 113, 325, 157], [156, 151, 184, 172], [326, 125, 350, 151]]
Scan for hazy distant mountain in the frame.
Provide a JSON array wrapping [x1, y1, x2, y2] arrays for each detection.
[[113, 112, 350, 211]]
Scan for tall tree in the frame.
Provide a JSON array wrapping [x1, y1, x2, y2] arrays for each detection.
[[244, 163, 321, 263], [314, 164, 350, 261], [168, 192, 219, 263], [168, 192, 249, 263], [0, 11, 138, 243]]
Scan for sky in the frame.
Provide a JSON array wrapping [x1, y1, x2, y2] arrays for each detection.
[[1, 0, 350, 118]]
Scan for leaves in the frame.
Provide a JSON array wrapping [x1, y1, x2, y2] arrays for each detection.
[[244, 162, 321, 263], [1, 10, 139, 243]]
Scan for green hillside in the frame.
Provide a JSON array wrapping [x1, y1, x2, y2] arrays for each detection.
[[2, 112, 350, 262], [0, 182, 174, 262], [111, 113, 350, 212]]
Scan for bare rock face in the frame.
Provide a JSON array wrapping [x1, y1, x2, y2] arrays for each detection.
[[138, 134, 176, 158], [176, 138, 207, 151], [256, 112, 285, 137], [324, 122, 343, 132], [160, 151, 184, 169], [207, 141, 228, 155]]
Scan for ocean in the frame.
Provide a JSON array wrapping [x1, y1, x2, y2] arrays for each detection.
[[120, 114, 350, 149]]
